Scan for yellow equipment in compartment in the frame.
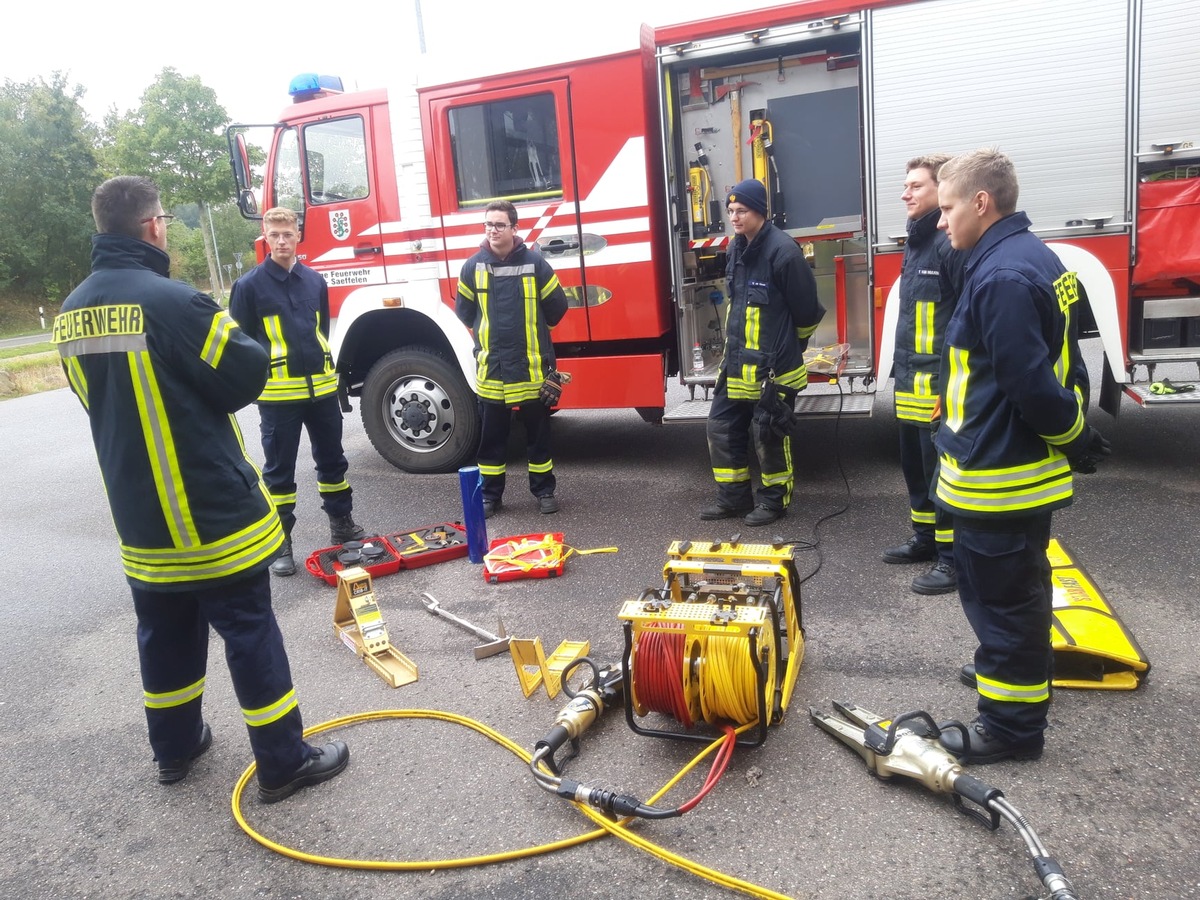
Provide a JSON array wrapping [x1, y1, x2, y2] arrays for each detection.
[[617, 540, 804, 747]]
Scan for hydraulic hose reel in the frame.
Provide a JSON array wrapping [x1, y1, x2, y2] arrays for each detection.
[[618, 540, 804, 747]]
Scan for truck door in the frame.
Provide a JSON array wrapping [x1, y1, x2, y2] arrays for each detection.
[[426, 80, 591, 343], [270, 109, 386, 314]]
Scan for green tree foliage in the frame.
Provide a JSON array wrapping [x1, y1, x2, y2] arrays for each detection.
[[102, 68, 230, 208], [0, 74, 99, 300], [104, 68, 234, 295]]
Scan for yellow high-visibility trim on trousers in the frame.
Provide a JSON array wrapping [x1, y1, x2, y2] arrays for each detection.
[[975, 672, 1049, 704], [243, 689, 298, 727], [144, 676, 205, 710]]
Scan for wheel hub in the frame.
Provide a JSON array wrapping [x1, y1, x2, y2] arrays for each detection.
[[386, 375, 456, 452]]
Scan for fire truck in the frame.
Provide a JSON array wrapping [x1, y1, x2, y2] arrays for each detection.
[[228, 0, 1200, 474]]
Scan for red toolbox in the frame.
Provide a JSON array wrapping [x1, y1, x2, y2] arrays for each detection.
[[306, 522, 469, 584], [386, 522, 469, 569], [305, 536, 402, 586]]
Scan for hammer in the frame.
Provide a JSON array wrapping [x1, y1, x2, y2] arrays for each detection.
[[420, 592, 511, 660]]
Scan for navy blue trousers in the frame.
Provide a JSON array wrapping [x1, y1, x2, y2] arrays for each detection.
[[898, 422, 953, 565], [954, 513, 1054, 746], [258, 394, 352, 530], [477, 399, 555, 501], [132, 570, 308, 784]]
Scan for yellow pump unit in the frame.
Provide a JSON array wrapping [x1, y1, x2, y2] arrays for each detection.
[[618, 539, 804, 747]]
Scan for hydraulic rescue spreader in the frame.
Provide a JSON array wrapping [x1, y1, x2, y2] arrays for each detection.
[[811, 701, 1081, 900]]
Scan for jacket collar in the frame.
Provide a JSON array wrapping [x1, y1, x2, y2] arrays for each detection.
[[906, 207, 941, 245], [90, 233, 171, 277], [478, 233, 527, 262], [965, 211, 1033, 272]]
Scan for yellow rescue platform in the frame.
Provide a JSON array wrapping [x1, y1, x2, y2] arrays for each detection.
[[1049, 539, 1150, 690]]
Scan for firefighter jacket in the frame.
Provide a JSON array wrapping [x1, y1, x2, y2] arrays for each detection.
[[722, 221, 824, 402], [54, 234, 284, 591], [229, 257, 337, 403], [455, 236, 569, 404], [933, 212, 1092, 519], [894, 208, 965, 425]]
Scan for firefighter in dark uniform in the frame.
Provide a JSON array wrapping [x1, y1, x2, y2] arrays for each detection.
[[455, 200, 569, 518], [882, 154, 965, 594], [932, 150, 1108, 764], [700, 179, 824, 528], [54, 176, 348, 800], [229, 207, 366, 576]]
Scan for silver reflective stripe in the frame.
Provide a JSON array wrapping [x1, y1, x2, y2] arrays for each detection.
[[57, 334, 148, 358], [144, 676, 205, 709]]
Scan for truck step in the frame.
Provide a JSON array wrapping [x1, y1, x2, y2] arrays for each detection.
[[663, 388, 874, 424], [1123, 383, 1200, 407]]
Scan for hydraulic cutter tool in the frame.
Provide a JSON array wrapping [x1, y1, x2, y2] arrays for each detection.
[[810, 702, 1080, 900]]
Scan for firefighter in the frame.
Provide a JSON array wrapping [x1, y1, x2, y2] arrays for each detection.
[[455, 200, 569, 517], [932, 149, 1109, 764], [701, 179, 824, 527], [882, 155, 965, 594], [229, 207, 367, 576], [54, 176, 349, 801]]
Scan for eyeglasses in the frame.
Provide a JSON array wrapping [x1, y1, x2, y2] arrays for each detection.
[[726, 207, 751, 219], [484, 221, 511, 231], [142, 214, 176, 224]]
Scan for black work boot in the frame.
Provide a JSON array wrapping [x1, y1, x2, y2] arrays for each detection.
[[329, 513, 366, 545], [270, 537, 296, 577]]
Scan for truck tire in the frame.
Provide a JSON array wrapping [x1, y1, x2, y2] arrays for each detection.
[[360, 347, 479, 474]]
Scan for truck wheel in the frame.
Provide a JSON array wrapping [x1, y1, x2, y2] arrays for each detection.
[[361, 348, 479, 474]]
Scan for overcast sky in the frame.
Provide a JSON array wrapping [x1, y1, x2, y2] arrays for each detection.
[[3, 0, 770, 126]]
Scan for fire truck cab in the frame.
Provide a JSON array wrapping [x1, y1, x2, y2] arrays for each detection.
[[229, 0, 1200, 474]]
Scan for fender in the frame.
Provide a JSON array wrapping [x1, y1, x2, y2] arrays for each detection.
[[1045, 241, 1127, 383], [877, 277, 901, 389], [879, 241, 1128, 389], [330, 279, 478, 389]]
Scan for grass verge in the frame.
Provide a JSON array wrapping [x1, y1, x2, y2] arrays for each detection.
[[0, 350, 67, 401]]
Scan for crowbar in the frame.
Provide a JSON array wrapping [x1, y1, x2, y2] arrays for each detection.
[[419, 592, 511, 659]]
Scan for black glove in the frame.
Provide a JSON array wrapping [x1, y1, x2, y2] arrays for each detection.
[[538, 370, 570, 408], [753, 382, 799, 442], [1068, 426, 1112, 474]]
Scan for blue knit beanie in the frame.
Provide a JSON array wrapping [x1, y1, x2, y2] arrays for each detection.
[[727, 179, 768, 217]]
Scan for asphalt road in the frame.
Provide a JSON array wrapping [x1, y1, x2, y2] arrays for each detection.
[[2, 354, 1197, 900]]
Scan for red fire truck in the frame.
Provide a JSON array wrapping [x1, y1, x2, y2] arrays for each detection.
[[229, 0, 1200, 473]]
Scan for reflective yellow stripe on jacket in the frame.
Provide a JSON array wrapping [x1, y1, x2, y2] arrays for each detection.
[[258, 315, 337, 402]]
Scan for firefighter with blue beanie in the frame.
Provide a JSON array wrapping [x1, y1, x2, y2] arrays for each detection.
[[700, 178, 824, 527]]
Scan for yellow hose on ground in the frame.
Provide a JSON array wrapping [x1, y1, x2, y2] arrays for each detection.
[[231, 709, 791, 899]]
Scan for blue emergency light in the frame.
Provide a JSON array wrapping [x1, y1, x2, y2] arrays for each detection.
[[288, 74, 345, 102]]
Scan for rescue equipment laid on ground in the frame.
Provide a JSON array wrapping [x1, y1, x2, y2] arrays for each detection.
[[1048, 539, 1151, 689], [306, 523, 467, 584], [419, 591, 511, 660], [618, 539, 804, 747], [332, 567, 418, 687], [811, 702, 1080, 900], [481, 532, 616, 584], [386, 523, 468, 568], [511, 637, 591, 699]]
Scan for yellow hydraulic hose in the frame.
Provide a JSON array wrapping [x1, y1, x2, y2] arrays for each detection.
[[231, 709, 791, 899]]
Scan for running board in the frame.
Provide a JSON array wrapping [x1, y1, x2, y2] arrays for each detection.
[[663, 387, 875, 424], [1122, 383, 1200, 407]]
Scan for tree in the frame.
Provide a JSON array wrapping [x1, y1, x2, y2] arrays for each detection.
[[103, 68, 233, 298], [0, 74, 98, 302]]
